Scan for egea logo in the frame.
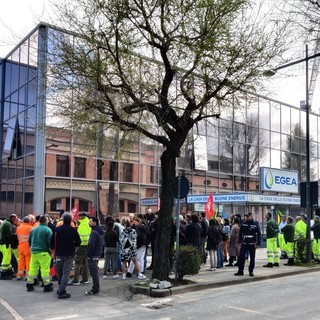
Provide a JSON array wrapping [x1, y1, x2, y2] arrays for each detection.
[[264, 170, 297, 189], [265, 171, 273, 189]]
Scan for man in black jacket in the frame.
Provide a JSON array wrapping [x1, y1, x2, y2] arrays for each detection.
[[234, 212, 261, 277], [85, 217, 104, 296], [51, 214, 81, 299]]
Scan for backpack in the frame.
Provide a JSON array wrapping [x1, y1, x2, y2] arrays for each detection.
[[136, 225, 150, 248]]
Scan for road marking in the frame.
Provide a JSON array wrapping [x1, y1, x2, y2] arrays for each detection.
[[0, 298, 24, 320], [141, 298, 173, 309], [228, 306, 284, 318], [45, 316, 79, 320]]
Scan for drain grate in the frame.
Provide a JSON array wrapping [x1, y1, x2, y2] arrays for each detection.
[[142, 298, 173, 310]]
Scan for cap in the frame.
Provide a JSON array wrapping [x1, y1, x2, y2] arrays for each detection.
[[314, 215, 320, 220], [244, 212, 253, 217]]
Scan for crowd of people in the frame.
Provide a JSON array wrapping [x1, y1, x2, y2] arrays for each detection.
[[0, 208, 319, 299], [0, 210, 156, 299]]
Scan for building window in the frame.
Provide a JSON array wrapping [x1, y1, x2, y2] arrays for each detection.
[[56, 155, 69, 177], [50, 198, 62, 211], [150, 165, 158, 183], [24, 192, 33, 204], [123, 163, 133, 182], [128, 201, 137, 213], [74, 157, 86, 178], [119, 200, 124, 213], [79, 199, 88, 212]]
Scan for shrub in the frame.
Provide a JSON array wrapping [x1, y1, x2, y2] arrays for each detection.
[[175, 245, 202, 281]]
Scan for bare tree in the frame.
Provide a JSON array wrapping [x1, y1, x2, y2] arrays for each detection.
[[46, 0, 290, 280]]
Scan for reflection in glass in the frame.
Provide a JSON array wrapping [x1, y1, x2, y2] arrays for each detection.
[[270, 102, 281, 132], [291, 108, 300, 132], [271, 132, 281, 149], [259, 99, 270, 130], [270, 149, 281, 169], [281, 105, 290, 134], [259, 129, 270, 148]]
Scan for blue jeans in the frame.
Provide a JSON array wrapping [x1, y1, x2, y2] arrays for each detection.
[[56, 256, 74, 292], [103, 247, 118, 275], [88, 257, 100, 293], [217, 241, 224, 268]]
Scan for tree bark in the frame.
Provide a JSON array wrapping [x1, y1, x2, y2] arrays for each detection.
[[152, 149, 176, 280]]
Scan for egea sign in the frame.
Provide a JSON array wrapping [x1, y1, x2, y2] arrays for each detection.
[[260, 167, 299, 194]]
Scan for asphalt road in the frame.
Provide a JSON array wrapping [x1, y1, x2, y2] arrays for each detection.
[[1, 271, 319, 320]]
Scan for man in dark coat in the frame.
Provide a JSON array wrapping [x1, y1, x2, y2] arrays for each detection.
[[185, 213, 202, 247], [85, 217, 104, 296], [51, 214, 81, 299], [234, 212, 261, 277]]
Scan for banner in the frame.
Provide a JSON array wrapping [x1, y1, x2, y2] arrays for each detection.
[[90, 206, 95, 217]]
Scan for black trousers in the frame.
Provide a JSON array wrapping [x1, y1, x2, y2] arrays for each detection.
[[237, 243, 256, 274]]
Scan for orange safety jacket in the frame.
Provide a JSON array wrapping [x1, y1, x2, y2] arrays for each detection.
[[16, 223, 33, 251]]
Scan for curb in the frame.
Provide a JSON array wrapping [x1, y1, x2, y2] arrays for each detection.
[[131, 266, 320, 297]]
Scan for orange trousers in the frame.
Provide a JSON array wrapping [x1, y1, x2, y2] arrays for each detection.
[[17, 247, 31, 278]]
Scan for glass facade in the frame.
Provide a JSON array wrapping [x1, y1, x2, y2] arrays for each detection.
[[1, 24, 320, 220]]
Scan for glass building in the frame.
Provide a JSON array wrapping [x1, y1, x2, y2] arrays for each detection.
[[0, 24, 319, 222]]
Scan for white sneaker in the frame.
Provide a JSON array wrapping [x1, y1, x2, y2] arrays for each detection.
[[103, 275, 107, 279], [138, 273, 146, 279], [112, 275, 119, 279], [122, 274, 127, 280]]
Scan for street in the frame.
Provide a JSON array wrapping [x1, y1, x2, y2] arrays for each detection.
[[0, 271, 319, 320]]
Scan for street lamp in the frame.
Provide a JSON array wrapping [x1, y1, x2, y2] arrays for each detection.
[[265, 45, 320, 262]]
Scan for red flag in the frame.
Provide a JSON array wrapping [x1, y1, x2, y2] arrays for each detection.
[[90, 206, 95, 217], [71, 204, 79, 221], [205, 193, 215, 220]]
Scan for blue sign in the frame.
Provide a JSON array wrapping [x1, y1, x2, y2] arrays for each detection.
[[140, 198, 158, 206]]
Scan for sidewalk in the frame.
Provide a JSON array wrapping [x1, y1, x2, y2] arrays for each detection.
[[130, 248, 320, 297]]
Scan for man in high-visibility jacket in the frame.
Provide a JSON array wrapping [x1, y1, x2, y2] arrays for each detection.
[[16, 216, 33, 280], [26, 215, 53, 292], [295, 215, 307, 240], [0, 214, 18, 280], [263, 212, 280, 268], [281, 216, 295, 265], [278, 215, 287, 259], [295, 215, 307, 262], [68, 212, 91, 285]]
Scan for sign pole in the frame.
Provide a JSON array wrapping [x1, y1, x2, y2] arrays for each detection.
[[174, 173, 181, 282]]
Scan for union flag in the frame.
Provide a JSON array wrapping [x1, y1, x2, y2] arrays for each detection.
[[71, 204, 79, 221], [205, 193, 215, 220]]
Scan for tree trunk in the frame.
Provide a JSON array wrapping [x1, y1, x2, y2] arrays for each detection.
[[152, 149, 176, 280]]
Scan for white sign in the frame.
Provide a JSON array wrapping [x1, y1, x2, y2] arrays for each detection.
[[248, 194, 300, 205], [260, 167, 299, 194]]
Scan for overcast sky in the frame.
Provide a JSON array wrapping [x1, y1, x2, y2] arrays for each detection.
[[0, 0, 319, 110], [0, 0, 53, 57]]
